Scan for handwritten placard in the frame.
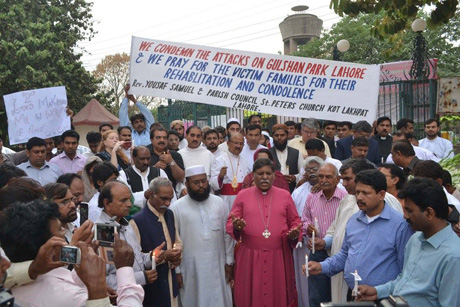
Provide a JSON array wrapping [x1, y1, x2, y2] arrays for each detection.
[[129, 37, 380, 123], [3, 86, 70, 145]]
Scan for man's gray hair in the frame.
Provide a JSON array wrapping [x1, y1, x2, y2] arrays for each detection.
[[303, 156, 325, 168], [321, 162, 339, 177], [354, 120, 373, 133], [301, 118, 320, 131], [149, 177, 172, 193]]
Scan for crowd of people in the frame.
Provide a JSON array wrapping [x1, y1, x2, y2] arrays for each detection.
[[0, 89, 459, 307]]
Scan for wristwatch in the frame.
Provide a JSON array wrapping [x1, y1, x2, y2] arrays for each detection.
[[169, 161, 176, 166]]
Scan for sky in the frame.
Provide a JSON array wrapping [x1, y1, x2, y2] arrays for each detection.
[[79, 0, 341, 71]]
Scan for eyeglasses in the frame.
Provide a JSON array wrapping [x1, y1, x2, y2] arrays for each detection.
[[302, 130, 316, 135], [229, 140, 244, 146], [56, 197, 76, 206], [190, 178, 208, 186], [305, 167, 319, 172]]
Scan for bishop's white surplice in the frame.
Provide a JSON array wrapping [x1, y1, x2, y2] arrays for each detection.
[[210, 152, 251, 211]]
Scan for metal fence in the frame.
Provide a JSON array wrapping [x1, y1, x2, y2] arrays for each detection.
[[158, 79, 437, 136], [377, 79, 437, 139]]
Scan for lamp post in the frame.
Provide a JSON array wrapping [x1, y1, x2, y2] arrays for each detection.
[[409, 18, 432, 80], [332, 39, 350, 61]]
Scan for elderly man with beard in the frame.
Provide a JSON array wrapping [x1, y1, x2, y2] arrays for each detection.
[[226, 158, 302, 307], [170, 166, 235, 307], [269, 124, 303, 193], [301, 163, 347, 306]]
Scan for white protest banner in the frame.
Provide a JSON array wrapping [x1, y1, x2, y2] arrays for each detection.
[[129, 37, 380, 123], [3, 86, 70, 145]]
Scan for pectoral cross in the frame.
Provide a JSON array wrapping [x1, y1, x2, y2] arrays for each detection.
[[262, 229, 271, 238]]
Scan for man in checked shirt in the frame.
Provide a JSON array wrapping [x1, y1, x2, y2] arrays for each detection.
[[302, 163, 347, 307]]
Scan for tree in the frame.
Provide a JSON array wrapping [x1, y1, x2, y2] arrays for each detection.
[[329, 0, 459, 37], [0, 0, 100, 141], [295, 11, 460, 77], [93, 52, 130, 109], [93, 53, 167, 115]]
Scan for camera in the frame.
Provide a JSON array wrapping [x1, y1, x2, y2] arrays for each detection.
[[95, 223, 117, 247], [0, 287, 14, 307], [60, 246, 81, 265]]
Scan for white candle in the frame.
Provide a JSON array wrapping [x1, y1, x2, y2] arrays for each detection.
[[314, 217, 319, 232], [312, 231, 315, 254], [152, 251, 156, 270], [305, 254, 309, 277]]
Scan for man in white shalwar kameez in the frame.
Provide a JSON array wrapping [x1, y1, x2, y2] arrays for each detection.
[[211, 132, 251, 211], [178, 126, 215, 179], [171, 165, 235, 307]]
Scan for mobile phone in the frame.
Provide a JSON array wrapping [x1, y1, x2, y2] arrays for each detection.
[[122, 141, 132, 149], [79, 202, 88, 225], [60, 246, 81, 264], [95, 223, 116, 247]]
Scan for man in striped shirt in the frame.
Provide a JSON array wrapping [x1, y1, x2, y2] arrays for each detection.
[[302, 163, 347, 307]]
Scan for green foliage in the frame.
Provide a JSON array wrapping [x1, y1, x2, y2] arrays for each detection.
[[295, 11, 460, 77], [0, 0, 100, 143], [329, 0, 459, 38]]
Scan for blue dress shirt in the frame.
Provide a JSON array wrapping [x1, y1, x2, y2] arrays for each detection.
[[18, 160, 63, 186], [376, 224, 460, 306], [321, 203, 413, 289], [119, 97, 155, 146]]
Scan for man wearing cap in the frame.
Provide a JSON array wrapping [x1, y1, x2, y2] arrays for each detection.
[[119, 84, 155, 146], [171, 165, 234, 307], [211, 132, 251, 211], [269, 124, 303, 193], [170, 120, 188, 150], [218, 118, 241, 153]]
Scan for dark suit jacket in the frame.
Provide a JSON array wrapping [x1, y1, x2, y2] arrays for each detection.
[[334, 136, 382, 166], [269, 146, 300, 193]]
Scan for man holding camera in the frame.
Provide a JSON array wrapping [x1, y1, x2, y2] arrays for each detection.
[[0, 199, 144, 306], [96, 180, 161, 290]]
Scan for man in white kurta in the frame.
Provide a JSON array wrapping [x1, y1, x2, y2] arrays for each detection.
[[178, 126, 215, 179], [240, 125, 266, 169], [211, 133, 251, 211], [418, 119, 454, 159], [171, 165, 234, 307]]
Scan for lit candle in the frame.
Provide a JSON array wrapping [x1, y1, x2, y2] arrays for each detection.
[[314, 217, 319, 232], [152, 251, 156, 270], [305, 254, 309, 277], [312, 231, 315, 254]]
